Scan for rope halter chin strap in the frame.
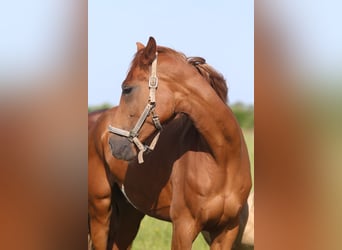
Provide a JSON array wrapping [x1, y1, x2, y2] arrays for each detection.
[[108, 53, 162, 164]]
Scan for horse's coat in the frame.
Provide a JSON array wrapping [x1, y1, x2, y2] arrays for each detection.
[[88, 37, 252, 250]]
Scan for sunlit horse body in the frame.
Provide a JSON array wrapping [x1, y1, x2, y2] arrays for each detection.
[[89, 37, 252, 249], [88, 108, 108, 129], [89, 109, 254, 250], [89, 107, 145, 250]]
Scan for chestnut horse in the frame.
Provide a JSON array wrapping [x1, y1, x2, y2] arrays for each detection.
[[89, 37, 252, 249], [89, 109, 254, 250], [89, 107, 146, 250], [88, 108, 109, 129]]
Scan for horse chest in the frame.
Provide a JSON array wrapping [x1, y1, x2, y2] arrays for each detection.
[[120, 184, 139, 210]]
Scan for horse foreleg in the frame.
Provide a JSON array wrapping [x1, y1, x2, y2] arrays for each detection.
[[171, 218, 200, 250], [209, 218, 240, 250], [88, 154, 112, 249], [89, 194, 112, 249], [108, 185, 145, 250]]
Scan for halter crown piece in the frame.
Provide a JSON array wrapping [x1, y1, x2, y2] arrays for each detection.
[[108, 53, 162, 164]]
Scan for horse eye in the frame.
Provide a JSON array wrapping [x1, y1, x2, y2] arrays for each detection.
[[122, 86, 133, 95]]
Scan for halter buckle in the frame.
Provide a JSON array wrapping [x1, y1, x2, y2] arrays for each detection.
[[129, 130, 138, 138], [149, 76, 158, 88], [152, 113, 162, 131]]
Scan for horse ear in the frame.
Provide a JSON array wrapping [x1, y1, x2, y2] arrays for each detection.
[[141, 37, 157, 65], [136, 42, 145, 51]]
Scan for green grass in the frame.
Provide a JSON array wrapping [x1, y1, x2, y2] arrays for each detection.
[[132, 216, 208, 250], [132, 129, 254, 249], [243, 129, 254, 189]]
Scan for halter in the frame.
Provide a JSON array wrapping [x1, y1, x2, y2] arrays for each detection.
[[108, 53, 162, 164]]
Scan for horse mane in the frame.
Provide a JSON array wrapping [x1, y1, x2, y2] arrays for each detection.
[[128, 46, 228, 103], [187, 57, 228, 103]]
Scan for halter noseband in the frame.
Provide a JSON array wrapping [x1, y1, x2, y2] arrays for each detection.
[[108, 53, 162, 164]]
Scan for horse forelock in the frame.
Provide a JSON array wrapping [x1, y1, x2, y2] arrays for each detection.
[[127, 46, 228, 103], [126, 46, 185, 81]]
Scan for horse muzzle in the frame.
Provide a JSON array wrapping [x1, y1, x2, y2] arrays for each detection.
[[108, 135, 136, 161]]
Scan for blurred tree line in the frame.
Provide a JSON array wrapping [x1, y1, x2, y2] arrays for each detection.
[[88, 103, 112, 113], [88, 102, 254, 129], [230, 102, 254, 129]]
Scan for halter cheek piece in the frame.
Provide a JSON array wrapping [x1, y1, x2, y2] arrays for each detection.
[[108, 53, 162, 164]]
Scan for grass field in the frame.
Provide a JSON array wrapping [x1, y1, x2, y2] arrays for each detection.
[[132, 129, 254, 250]]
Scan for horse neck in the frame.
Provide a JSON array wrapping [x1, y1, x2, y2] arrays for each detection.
[[174, 74, 241, 166]]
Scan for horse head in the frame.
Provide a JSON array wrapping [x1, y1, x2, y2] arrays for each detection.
[[108, 37, 227, 163]]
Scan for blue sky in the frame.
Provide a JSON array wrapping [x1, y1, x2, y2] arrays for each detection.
[[1, 1, 340, 103], [88, 1, 254, 106]]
